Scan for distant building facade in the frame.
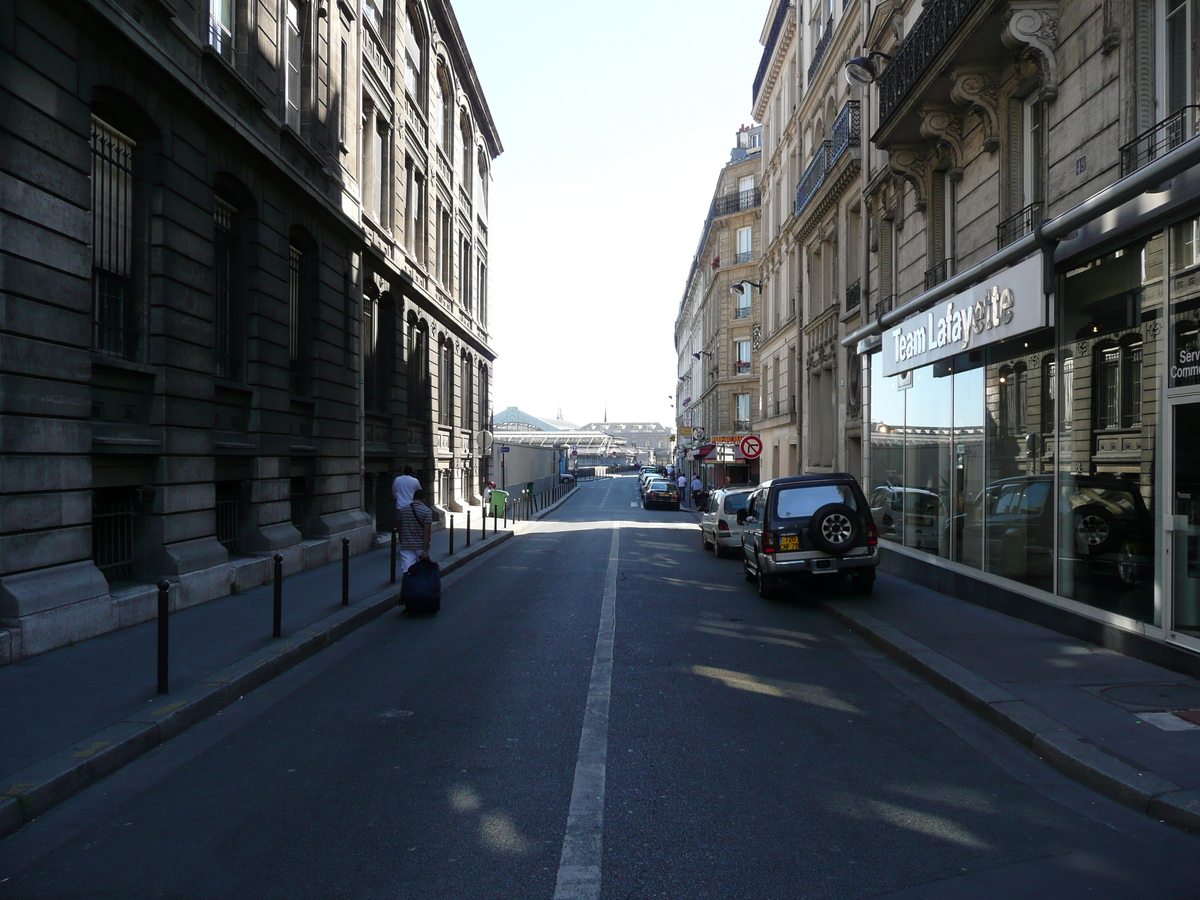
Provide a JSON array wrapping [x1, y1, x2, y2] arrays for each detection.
[[675, 125, 764, 486], [0, 0, 500, 660]]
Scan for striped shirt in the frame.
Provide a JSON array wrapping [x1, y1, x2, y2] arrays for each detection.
[[397, 501, 433, 549]]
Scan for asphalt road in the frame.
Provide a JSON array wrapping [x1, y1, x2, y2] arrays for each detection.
[[4, 475, 1200, 899]]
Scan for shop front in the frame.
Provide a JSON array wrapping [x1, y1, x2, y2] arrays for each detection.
[[863, 192, 1200, 660]]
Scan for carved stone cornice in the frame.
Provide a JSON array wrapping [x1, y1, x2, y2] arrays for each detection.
[[919, 106, 966, 177], [949, 66, 1001, 152], [1001, 1, 1060, 101]]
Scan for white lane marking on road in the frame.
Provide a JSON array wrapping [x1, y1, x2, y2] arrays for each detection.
[[553, 522, 618, 900]]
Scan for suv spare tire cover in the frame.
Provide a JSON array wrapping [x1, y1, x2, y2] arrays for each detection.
[[809, 503, 862, 555], [1073, 504, 1117, 555]]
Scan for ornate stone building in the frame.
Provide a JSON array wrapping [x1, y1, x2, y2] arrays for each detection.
[[752, 0, 866, 484], [846, 0, 1200, 661], [0, 0, 500, 660], [675, 126, 764, 486]]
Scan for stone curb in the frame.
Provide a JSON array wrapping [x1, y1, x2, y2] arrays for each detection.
[[0, 530, 514, 840], [821, 599, 1200, 834]]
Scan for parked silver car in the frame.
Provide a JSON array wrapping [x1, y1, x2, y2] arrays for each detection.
[[700, 486, 755, 557]]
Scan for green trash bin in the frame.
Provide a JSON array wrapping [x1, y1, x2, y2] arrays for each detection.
[[489, 489, 508, 517]]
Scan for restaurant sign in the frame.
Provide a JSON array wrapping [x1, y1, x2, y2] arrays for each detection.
[[882, 254, 1045, 377]]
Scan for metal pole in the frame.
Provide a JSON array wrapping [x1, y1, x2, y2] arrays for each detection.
[[492, 506, 497, 535], [503, 503, 508, 528], [449, 516, 455, 555], [466, 510, 472, 548], [390, 527, 397, 584], [156, 580, 170, 694], [481, 506, 486, 540], [272, 554, 283, 638], [341, 537, 350, 606]]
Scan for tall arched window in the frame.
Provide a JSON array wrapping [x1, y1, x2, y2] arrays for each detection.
[[405, 3, 427, 108], [438, 64, 454, 149], [406, 316, 429, 420], [439, 338, 454, 426], [462, 351, 474, 433], [459, 111, 473, 189], [91, 115, 141, 360], [213, 176, 254, 382]]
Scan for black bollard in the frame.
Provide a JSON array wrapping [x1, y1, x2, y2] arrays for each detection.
[[492, 507, 497, 535], [390, 527, 397, 584], [156, 580, 170, 694], [341, 537, 350, 606], [449, 517, 455, 555], [466, 510, 472, 548], [503, 504, 508, 528], [273, 554, 283, 638]]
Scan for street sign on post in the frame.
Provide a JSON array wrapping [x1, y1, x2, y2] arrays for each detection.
[[739, 434, 763, 459]]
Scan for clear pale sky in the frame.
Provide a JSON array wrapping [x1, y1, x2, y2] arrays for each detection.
[[452, 0, 766, 428]]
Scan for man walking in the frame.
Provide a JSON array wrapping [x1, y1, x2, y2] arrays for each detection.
[[392, 464, 420, 512], [677, 471, 688, 507], [396, 488, 433, 574], [691, 474, 704, 510]]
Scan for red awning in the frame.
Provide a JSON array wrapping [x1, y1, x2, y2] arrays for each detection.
[[691, 444, 716, 459]]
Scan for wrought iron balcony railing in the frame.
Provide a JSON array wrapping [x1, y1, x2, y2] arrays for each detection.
[[795, 101, 860, 216], [734, 418, 752, 432], [807, 16, 834, 84], [997, 201, 1043, 249], [734, 305, 752, 319], [875, 294, 894, 322], [714, 188, 761, 216], [753, 0, 794, 104], [877, 0, 984, 125], [845, 278, 861, 312], [208, 16, 233, 62], [735, 250, 754, 264], [923, 259, 951, 291], [1120, 106, 1200, 178]]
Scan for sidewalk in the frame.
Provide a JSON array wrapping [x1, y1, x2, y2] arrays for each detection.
[[0, 493, 570, 840], [820, 571, 1200, 833]]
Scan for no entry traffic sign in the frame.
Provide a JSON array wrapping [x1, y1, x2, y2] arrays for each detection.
[[739, 434, 763, 459]]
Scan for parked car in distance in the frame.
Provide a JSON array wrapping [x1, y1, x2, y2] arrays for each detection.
[[868, 485, 946, 554], [643, 479, 680, 511], [738, 473, 879, 598], [700, 486, 754, 557]]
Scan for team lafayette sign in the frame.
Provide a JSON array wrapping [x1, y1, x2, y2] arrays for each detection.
[[881, 254, 1045, 377]]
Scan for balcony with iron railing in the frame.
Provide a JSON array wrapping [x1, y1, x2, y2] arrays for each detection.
[[734, 304, 752, 319], [845, 278, 861, 313], [753, 0, 794, 105], [714, 188, 761, 216], [208, 16, 233, 62], [795, 101, 860, 217], [997, 201, 1043, 250], [1120, 106, 1200, 178], [923, 259, 951, 291], [807, 16, 834, 84], [875, 294, 894, 322], [735, 418, 752, 432], [876, 0, 985, 127]]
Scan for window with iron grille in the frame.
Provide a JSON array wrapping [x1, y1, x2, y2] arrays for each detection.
[[209, 0, 234, 61], [91, 117, 136, 359], [440, 339, 454, 426], [1097, 346, 1120, 430], [1121, 342, 1143, 428], [290, 477, 307, 531], [215, 481, 241, 553], [93, 487, 137, 582]]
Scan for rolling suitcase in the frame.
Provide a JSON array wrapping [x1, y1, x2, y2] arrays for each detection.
[[400, 558, 441, 614]]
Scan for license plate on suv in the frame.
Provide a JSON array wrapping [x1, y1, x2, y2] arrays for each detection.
[[779, 534, 800, 551]]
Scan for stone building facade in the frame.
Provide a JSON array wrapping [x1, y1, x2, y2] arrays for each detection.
[[0, 0, 500, 661], [755, 0, 868, 484], [674, 126, 764, 486], [844, 0, 1200, 661]]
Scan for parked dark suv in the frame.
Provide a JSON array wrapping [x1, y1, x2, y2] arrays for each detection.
[[959, 474, 1152, 587], [737, 473, 879, 598]]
